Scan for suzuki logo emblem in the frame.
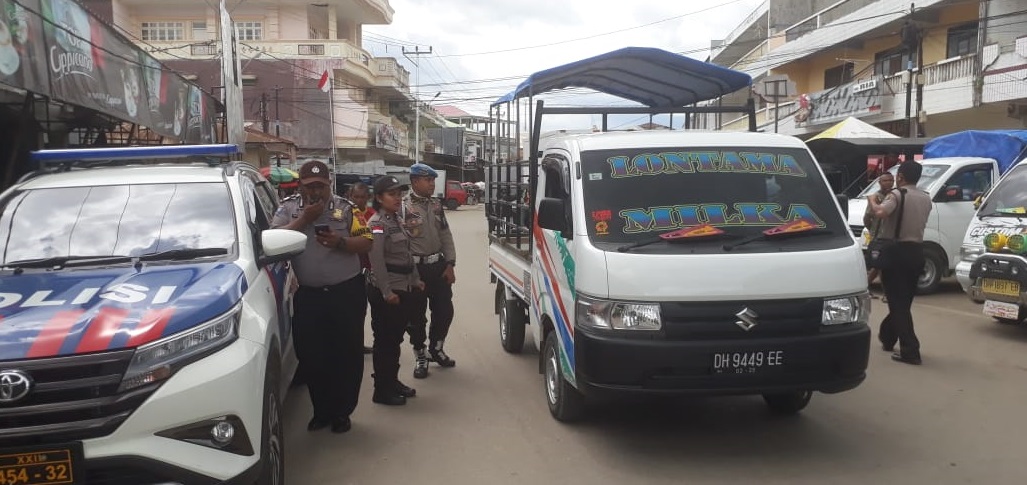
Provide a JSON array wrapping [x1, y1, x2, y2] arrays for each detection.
[[735, 308, 759, 331], [0, 370, 32, 403]]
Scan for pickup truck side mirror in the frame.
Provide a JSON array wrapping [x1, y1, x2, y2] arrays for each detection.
[[836, 194, 848, 219], [538, 197, 569, 236], [974, 195, 984, 210], [937, 185, 965, 202]]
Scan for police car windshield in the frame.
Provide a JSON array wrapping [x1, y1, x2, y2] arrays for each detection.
[[0, 183, 236, 265], [580, 146, 850, 254]]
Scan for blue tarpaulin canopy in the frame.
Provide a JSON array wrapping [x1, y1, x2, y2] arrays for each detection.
[[924, 130, 1027, 175], [491, 47, 752, 108]]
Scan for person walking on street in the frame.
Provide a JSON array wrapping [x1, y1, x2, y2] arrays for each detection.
[[864, 172, 894, 301], [867, 162, 932, 365], [348, 182, 376, 355], [367, 176, 422, 405], [404, 163, 457, 379], [272, 160, 372, 433]]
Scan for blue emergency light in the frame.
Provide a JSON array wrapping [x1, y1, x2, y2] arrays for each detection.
[[31, 144, 240, 163]]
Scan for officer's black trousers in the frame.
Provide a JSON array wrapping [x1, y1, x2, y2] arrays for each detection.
[[369, 288, 417, 392], [408, 260, 454, 350], [293, 274, 366, 420], [879, 242, 925, 358]]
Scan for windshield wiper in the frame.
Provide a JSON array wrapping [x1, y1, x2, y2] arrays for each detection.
[[135, 247, 229, 262], [3, 255, 134, 270], [979, 210, 1026, 219], [617, 225, 734, 253], [723, 221, 832, 252]]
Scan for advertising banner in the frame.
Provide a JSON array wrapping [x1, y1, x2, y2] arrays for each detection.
[[0, 0, 220, 142]]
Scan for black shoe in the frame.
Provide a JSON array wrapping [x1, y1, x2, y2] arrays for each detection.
[[891, 352, 922, 365], [331, 417, 352, 433], [396, 381, 416, 398], [372, 391, 407, 406], [881, 343, 895, 352], [429, 348, 456, 368], [307, 417, 330, 432], [363, 346, 373, 355]]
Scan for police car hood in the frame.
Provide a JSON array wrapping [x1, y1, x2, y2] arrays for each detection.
[[0, 262, 245, 361]]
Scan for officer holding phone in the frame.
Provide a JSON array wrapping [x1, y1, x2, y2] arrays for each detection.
[[272, 160, 372, 433]]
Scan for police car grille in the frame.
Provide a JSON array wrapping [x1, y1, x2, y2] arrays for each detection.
[[0, 350, 160, 446]]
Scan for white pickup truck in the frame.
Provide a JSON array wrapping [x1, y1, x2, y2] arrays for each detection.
[[847, 157, 999, 293]]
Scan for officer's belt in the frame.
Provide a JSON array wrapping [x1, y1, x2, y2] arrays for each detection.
[[412, 252, 444, 264], [386, 264, 414, 274]]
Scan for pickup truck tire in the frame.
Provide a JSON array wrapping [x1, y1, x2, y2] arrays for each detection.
[[762, 390, 812, 415], [500, 297, 526, 353], [445, 198, 459, 211], [916, 247, 945, 295], [544, 331, 584, 422], [257, 356, 285, 485]]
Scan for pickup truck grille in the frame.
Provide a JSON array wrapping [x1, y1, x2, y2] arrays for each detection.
[[0, 350, 160, 447], [660, 298, 823, 340]]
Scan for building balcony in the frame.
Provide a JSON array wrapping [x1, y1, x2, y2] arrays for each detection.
[[372, 58, 410, 97], [118, 0, 393, 25]]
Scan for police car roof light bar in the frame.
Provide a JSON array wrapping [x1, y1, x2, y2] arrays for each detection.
[[31, 144, 240, 164]]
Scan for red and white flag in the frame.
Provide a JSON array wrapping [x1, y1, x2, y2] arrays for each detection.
[[317, 70, 331, 93]]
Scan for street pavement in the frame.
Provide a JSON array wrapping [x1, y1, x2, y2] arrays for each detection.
[[284, 205, 1027, 484]]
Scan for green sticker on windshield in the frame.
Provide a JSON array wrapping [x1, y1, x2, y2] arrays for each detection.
[[997, 207, 1027, 214]]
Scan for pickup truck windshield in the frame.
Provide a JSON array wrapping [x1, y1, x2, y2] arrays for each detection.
[[0, 183, 236, 265], [859, 164, 947, 197], [580, 146, 849, 253], [978, 164, 1027, 217]]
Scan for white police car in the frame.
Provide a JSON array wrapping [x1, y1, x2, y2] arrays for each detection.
[[0, 145, 303, 484]]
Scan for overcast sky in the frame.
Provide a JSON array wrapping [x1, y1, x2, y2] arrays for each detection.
[[363, 0, 765, 128]]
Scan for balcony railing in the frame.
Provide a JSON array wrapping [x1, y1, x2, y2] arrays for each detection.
[[190, 43, 216, 56], [882, 53, 977, 93], [297, 44, 325, 56]]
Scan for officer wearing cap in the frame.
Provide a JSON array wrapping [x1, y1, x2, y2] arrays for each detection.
[[272, 160, 372, 433], [403, 163, 457, 379], [366, 175, 422, 405]]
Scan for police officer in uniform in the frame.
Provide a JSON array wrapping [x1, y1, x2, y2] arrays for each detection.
[[403, 163, 457, 379], [367, 176, 422, 405], [272, 160, 372, 433]]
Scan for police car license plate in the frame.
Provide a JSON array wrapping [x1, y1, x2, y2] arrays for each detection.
[[0, 444, 78, 485], [983, 300, 1019, 320], [712, 350, 784, 374]]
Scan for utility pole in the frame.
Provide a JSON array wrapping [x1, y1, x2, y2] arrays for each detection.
[[902, 4, 919, 137], [403, 45, 432, 164], [260, 92, 269, 133], [273, 85, 282, 137]]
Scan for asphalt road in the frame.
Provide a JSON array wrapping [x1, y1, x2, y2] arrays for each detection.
[[284, 206, 1027, 485]]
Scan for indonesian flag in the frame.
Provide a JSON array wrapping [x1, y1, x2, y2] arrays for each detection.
[[317, 70, 331, 93]]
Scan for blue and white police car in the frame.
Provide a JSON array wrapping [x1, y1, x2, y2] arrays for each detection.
[[0, 145, 303, 484]]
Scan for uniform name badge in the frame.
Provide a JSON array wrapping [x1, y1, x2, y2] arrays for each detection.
[[332, 209, 344, 220]]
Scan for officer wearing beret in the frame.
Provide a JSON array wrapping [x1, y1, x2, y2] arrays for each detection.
[[403, 163, 457, 379], [272, 160, 372, 433], [367, 176, 422, 405]]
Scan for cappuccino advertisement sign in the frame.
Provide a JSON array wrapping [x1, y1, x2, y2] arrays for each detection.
[[0, 0, 218, 143]]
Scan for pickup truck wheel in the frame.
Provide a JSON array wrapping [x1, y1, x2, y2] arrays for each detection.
[[257, 358, 285, 485], [916, 248, 945, 295], [762, 390, 812, 415], [543, 331, 584, 422], [500, 297, 526, 353], [446, 198, 459, 211]]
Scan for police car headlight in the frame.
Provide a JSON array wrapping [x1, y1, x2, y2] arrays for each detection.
[[960, 244, 985, 262], [119, 306, 240, 392], [822, 293, 871, 326], [576, 295, 661, 331]]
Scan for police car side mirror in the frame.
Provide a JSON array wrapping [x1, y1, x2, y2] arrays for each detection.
[[260, 229, 307, 265]]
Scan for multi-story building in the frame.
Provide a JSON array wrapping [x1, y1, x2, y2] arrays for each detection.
[[80, 0, 442, 170], [706, 0, 1027, 138]]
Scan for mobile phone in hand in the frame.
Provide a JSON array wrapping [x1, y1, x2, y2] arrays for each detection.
[[314, 224, 330, 235]]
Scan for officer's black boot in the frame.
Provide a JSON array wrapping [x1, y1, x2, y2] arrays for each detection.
[[413, 348, 429, 379], [428, 340, 456, 368], [396, 380, 416, 398], [371, 372, 407, 405]]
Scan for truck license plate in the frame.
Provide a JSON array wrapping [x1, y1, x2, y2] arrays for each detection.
[[712, 351, 784, 374], [0, 445, 77, 485], [982, 278, 1020, 297], [983, 300, 1019, 320]]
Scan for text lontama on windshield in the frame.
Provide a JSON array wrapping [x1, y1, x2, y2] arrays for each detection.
[[592, 150, 826, 234]]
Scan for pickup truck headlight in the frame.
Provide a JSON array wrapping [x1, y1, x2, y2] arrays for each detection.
[[119, 306, 240, 392], [576, 295, 661, 330], [960, 244, 985, 262], [822, 293, 871, 326]]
